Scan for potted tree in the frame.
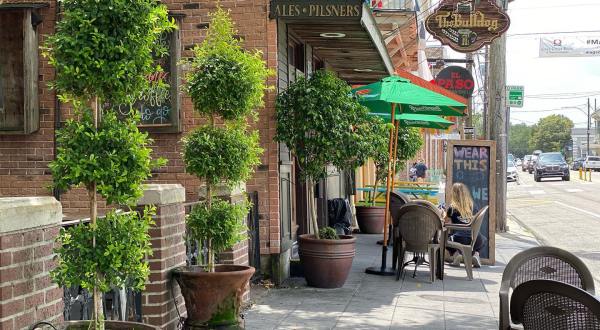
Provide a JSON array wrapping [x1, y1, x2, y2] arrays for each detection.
[[45, 0, 174, 329], [356, 126, 423, 234], [275, 70, 383, 288], [171, 7, 270, 329]]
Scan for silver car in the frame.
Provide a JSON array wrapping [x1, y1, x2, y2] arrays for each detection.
[[584, 156, 600, 171], [507, 161, 519, 182]]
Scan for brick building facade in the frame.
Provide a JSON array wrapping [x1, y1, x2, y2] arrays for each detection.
[[0, 0, 437, 283]]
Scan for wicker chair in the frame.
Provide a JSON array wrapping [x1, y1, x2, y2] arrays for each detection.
[[443, 205, 489, 281], [394, 203, 444, 283], [510, 279, 600, 330], [389, 191, 411, 269], [499, 246, 596, 330]]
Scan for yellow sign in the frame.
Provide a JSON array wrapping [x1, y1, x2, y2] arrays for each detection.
[[270, 1, 362, 19]]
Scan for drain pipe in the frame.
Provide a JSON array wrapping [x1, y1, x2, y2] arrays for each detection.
[[52, 2, 62, 201]]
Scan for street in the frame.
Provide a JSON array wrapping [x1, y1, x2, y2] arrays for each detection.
[[507, 169, 600, 286]]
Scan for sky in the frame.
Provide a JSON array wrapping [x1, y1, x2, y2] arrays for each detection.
[[424, 0, 600, 128], [505, 0, 600, 128]]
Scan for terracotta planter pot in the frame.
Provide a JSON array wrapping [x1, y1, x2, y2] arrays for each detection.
[[63, 321, 158, 329], [172, 264, 254, 329], [355, 206, 385, 234], [298, 234, 356, 288]]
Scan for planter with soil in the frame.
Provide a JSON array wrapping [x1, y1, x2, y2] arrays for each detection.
[[172, 265, 255, 328], [355, 205, 385, 234], [298, 234, 356, 288]]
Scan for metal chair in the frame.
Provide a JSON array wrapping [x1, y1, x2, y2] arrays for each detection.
[[443, 205, 489, 281], [510, 279, 600, 330], [395, 203, 444, 283], [499, 246, 596, 330]]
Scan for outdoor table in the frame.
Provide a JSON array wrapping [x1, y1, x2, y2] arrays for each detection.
[[357, 186, 439, 201]]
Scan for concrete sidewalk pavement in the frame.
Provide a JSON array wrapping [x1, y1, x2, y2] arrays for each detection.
[[243, 219, 538, 330]]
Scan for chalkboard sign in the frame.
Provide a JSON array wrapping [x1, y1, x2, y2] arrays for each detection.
[[112, 17, 182, 133], [446, 140, 497, 264]]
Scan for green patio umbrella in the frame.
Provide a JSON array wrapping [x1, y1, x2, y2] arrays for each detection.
[[371, 113, 455, 130], [353, 76, 465, 277], [352, 76, 467, 116]]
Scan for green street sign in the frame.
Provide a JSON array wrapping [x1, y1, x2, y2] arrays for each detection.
[[507, 85, 524, 108]]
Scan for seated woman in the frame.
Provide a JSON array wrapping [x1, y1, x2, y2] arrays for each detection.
[[444, 182, 487, 268]]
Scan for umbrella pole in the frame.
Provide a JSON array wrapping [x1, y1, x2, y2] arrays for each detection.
[[366, 103, 397, 276]]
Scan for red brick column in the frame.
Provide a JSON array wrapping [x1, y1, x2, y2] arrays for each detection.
[[0, 197, 63, 330], [136, 184, 187, 330]]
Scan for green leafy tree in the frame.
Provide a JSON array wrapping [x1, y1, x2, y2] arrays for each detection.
[[45, 0, 174, 327], [183, 8, 270, 273], [276, 70, 385, 238], [509, 123, 534, 158], [529, 115, 574, 153], [371, 125, 423, 205]]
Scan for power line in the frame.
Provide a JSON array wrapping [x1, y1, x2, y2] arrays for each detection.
[[507, 3, 600, 11], [508, 30, 600, 37]]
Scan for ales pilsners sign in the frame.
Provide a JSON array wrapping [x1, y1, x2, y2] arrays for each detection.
[[425, 0, 510, 53], [270, 0, 363, 19]]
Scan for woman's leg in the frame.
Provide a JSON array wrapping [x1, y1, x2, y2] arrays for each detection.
[[473, 233, 487, 254]]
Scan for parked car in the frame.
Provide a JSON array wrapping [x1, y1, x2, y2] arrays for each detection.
[[572, 157, 585, 170], [584, 155, 600, 171], [507, 161, 519, 182], [533, 152, 569, 182], [527, 155, 539, 174], [522, 155, 532, 172], [515, 158, 522, 167], [508, 153, 515, 164]]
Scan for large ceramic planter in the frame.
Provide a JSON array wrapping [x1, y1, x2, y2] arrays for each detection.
[[172, 264, 254, 329], [355, 206, 385, 234], [298, 234, 356, 288], [63, 321, 158, 329]]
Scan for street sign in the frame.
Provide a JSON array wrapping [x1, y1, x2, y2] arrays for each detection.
[[464, 127, 475, 135], [507, 85, 524, 108]]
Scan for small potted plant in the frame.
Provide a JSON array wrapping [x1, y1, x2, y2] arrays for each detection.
[[45, 0, 174, 328], [276, 70, 382, 288], [356, 125, 423, 234], [171, 7, 270, 329]]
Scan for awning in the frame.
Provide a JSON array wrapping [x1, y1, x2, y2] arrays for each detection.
[[270, 0, 394, 84], [0, 2, 49, 9]]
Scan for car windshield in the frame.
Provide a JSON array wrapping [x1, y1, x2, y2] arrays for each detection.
[[539, 153, 564, 162], [507, 161, 515, 167], [508, 154, 514, 162], [588, 156, 600, 161]]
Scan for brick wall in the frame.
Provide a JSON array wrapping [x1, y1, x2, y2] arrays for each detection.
[[0, 197, 63, 330], [0, 0, 282, 268]]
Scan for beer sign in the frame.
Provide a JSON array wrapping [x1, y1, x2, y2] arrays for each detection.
[[425, 0, 510, 53]]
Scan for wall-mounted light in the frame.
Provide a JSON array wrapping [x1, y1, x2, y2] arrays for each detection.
[[353, 68, 374, 73]]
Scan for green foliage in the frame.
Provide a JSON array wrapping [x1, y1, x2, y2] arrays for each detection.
[[44, 0, 176, 105], [529, 115, 574, 152], [182, 125, 263, 186], [187, 199, 249, 254], [509, 123, 534, 158], [186, 7, 273, 120], [318, 227, 340, 240], [51, 208, 155, 293], [50, 111, 166, 205], [276, 70, 380, 181], [374, 126, 423, 184]]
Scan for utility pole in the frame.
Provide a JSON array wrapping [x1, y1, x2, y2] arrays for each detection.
[[588, 98, 591, 157], [466, 52, 473, 139], [488, 0, 508, 232], [482, 45, 489, 139]]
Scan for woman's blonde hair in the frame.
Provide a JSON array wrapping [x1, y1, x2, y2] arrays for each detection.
[[450, 182, 473, 220]]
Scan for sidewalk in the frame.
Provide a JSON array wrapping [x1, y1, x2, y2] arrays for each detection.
[[244, 219, 538, 329]]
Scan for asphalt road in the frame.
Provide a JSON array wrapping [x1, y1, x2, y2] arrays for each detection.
[[507, 168, 600, 286]]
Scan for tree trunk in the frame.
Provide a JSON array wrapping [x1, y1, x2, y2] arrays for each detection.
[[206, 183, 215, 272], [90, 97, 103, 329], [307, 179, 320, 239]]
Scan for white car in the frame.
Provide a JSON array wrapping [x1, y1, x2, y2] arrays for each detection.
[[507, 161, 519, 182], [584, 156, 600, 171]]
